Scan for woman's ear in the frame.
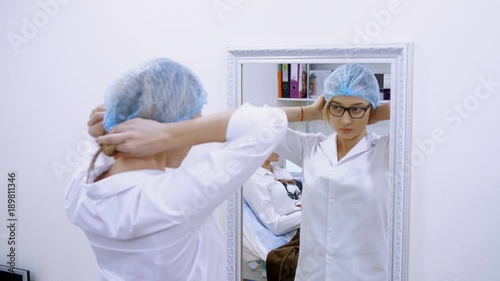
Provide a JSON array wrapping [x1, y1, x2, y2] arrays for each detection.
[[370, 106, 375, 115]]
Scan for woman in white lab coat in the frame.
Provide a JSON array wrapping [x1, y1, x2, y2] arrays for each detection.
[[65, 58, 287, 281], [243, 152, 302, 236], [277, 63, 391, 281]]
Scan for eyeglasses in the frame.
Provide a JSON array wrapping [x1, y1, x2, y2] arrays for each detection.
[[327, 104, 371, 119]]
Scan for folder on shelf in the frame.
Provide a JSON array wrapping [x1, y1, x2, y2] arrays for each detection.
[[298, 63, 307, 98], [277, 65, 283, 98], [281, 64, 290, 98], [290, 63, 299, 98]]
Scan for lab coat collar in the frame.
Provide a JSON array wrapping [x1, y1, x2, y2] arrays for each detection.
[[84, 169, 164, 200], [319, 133, 374, 165]]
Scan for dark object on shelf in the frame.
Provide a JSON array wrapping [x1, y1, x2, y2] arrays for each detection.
[[375, 74, 385, 88], [379, 88, 391, 100], [282, 64, 290, 98]]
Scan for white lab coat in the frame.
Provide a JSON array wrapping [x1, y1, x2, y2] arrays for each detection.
[[65, 104, 287, 281], [276, 129, 389, 281], [243, 166, 301, 236]]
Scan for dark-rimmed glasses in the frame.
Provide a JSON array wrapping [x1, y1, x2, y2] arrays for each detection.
[[327, 104, 371, 119]]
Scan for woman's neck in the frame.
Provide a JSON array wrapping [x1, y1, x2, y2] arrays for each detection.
[[96, 154, 167, 181], [336, 131, 367, 161], [261, 161, 272, 172], [115, 157, 166, 172]]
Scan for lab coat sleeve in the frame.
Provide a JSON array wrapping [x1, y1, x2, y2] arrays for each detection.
[[146, 103, 288, 228], [243, 175, 301, 236], [275, 128, 326, 167]]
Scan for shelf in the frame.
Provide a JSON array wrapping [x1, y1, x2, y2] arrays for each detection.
[[277, 98, 316, 102]]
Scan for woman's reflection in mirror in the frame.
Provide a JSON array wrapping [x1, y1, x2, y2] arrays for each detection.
[[278, 64, 391, 281], [243, 152, 302, 236]]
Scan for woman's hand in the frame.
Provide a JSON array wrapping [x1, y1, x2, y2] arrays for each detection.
[[87, 104, 178, 157], [282, 95, 326, 122], [88, 105, 106, 138], [368, 101, 391, 124], [308, 95, 326, 120], [87, 105, 117, 156], [96, 118, 173, 157]]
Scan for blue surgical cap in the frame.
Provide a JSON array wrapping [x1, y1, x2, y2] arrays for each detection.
[[103, 58, 208, 132], [323, 64, 380, 109]]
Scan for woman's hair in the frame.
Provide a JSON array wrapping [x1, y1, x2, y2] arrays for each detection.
[[322, 102, 331, 128], [87, 58, 208, 181]]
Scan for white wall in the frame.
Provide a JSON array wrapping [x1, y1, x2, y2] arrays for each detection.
[[0, 0, 498, 280]]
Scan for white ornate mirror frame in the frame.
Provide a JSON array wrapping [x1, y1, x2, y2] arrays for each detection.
[[226, 44, 413, 281]]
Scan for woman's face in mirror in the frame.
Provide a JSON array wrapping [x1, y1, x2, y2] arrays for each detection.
[[326, 96, 372, 140]]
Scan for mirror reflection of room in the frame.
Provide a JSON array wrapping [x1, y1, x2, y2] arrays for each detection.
[[241, 62, 392, 281]]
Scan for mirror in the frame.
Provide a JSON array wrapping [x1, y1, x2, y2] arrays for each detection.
[[226, 44, 413, 281]]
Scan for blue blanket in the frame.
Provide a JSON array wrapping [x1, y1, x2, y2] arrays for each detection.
[[242, 199, 296, 260]]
